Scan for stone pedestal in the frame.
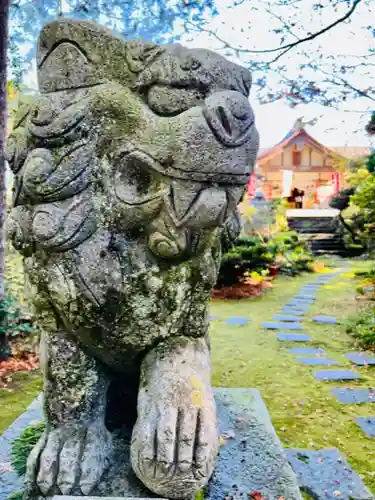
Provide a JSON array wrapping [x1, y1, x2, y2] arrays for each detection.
[[208, 388, 302, 500], [77, 388, 301, 499], [1, 389, 301, 500], [67, 389, 300, 499]]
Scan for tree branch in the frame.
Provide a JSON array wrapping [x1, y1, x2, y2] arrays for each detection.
[[319, 67, 375, 102], [188, 0, 362, 58]]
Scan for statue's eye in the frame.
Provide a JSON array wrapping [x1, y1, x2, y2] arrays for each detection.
[[180, 56, 201, 71], [114, 151, 163, 205]]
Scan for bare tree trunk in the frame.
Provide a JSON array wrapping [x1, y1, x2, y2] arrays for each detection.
[[0, 0, 10, 360]]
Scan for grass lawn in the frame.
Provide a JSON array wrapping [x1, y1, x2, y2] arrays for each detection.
[[209, 258, 375, 493], [0, 371, 42, 435]]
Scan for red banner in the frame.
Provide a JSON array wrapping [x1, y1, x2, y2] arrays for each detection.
[[247, 173, 257, 197], [332, 172, 340, 193]]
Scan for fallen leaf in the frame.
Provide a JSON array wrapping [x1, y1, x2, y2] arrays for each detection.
[[248, 492, 264, 500], [221, 429, 235, 440]]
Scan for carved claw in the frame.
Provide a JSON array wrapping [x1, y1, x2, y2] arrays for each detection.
[[131, 390, 218, 498], [24, 420, 112, 497]]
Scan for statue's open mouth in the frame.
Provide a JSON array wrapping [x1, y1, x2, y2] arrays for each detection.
[[117, 148, 251, 186]]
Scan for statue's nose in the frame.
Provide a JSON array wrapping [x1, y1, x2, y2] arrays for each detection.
[[203, 91, 254, 148]]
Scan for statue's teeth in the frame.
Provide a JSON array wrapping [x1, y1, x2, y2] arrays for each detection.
[[170, 181, 201, 221]]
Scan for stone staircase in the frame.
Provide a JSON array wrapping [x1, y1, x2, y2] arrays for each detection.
[[286, 209, 354, 256]]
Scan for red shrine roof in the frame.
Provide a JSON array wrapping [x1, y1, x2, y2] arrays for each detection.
[[257, 124, 339, 164]]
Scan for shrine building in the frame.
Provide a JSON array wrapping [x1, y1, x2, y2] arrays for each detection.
[[248, 119, 370, 208]]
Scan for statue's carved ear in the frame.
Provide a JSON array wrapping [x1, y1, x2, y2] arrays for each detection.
[[125, 41, 162, 74], [37, 18, 109, 93], [37, 18, 163, 93]]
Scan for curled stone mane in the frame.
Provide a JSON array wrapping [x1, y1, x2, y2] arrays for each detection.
[[5, 18, 261, 500]]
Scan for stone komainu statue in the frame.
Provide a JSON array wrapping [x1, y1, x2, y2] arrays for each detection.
[[6, 19, 259, 499]]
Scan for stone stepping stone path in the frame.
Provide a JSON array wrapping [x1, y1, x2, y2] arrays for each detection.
[[286, 448, 373, 500], [279, 309, 305, 316], [286, 300, 312, 309], [345, 352, 375, 366], [284, 301, 311, 308], [225, 317, 249, 326], [314, 370, 361, 381], [294, 294, 316, 301], [290, 296, 315, 302], [312, 315, 338, 325], [208, 315, 218, 321], [289, 347, 326, 355], [262, 321, 303, 330], [272, 314, 302, 322], [266, 265, 375, 488], [356, 417, 375, 438], [330, 388, 375, 404], [296, 357, 339, 366], [277, 333, 311, 342]]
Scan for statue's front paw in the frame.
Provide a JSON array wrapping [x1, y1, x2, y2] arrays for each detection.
[[25, 419, 112, 497], [131, 396, 219, 498]]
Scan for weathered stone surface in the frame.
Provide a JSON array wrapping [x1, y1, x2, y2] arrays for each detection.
[[272, 315, 302, 322], [294, 294, 316, 301], [206, 389, 302, 500], [5, 17, 259, 500], [279, 309, 305, 316], [225, 317, 249, 326], [286, 448, 373, 500], [286, 301, 311, 309], [296, 357, 339, 366], [314, 370, 360, 381], [2, 390, 302, 500], [345, 352, 375, 366], [356, 417, 375, 438], [330, 388, 375, 404], [288, 348, 325, 355], [312, 316, 338, 325], [277, 334, 311, 342], [262, 321, 304, 330], [283, 302, 309, 308], [286, 297, 311, 303]]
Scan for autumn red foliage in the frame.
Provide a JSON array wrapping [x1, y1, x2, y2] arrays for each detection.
[[212, 280, 273, 299], [0, 338, 39, 383]]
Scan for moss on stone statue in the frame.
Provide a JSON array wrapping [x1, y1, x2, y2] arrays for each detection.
[[7, 492, 23, 500], [195, 488, 206, 500], [93, 83, 144, 141]]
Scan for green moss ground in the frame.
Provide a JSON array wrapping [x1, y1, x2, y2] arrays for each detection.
[[0, 372, 42, 435], [209, 259, 375, 493]]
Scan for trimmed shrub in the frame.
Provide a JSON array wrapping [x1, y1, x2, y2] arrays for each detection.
[[217, 232, 313, 287], [0, 295, 38, 361], [329, 187, 355, 211], [346, 309, 375, 350]]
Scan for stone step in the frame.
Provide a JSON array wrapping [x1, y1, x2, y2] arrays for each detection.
[[287, 217, 340, 234]]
